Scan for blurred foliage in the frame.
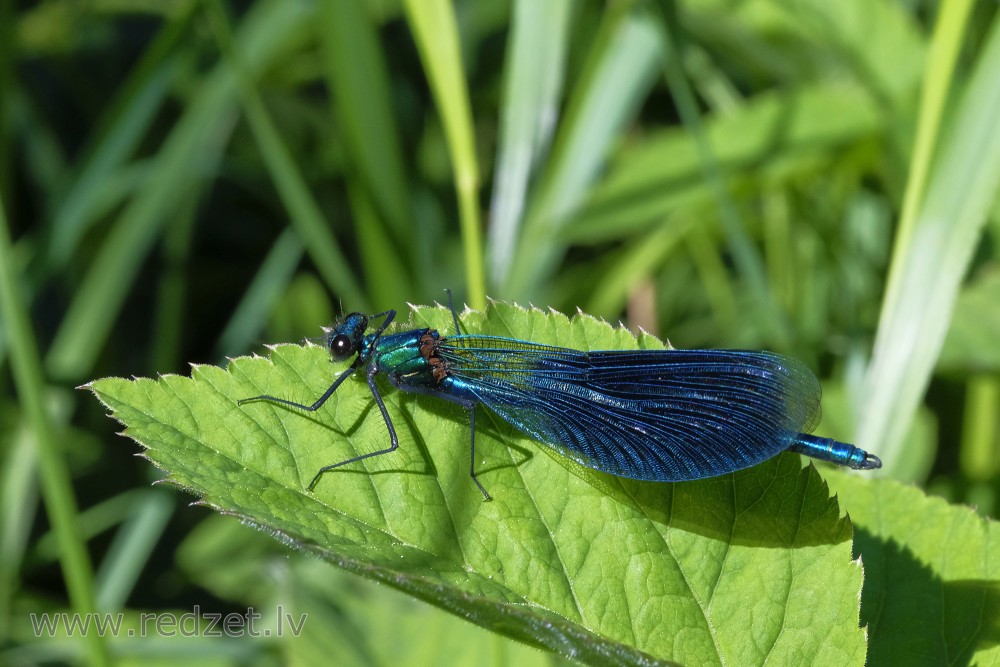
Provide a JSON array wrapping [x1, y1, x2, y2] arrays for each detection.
[[2, 0, 1000, 664]]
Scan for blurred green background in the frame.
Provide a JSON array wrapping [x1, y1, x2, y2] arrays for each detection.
[[2, 0, 1000, 664]]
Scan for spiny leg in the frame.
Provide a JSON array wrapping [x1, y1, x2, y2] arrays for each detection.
[[239, 307, 394, 412], [445, 288, 463, 336], [307, 363, 399, 491], [238, 361, 359, 411], [466, 404, 492, 501], [366, 309, 397, 349], [444, 289, 488, 499]]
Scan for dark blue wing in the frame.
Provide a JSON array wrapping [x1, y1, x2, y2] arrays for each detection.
[[438, 336, 822, 481]]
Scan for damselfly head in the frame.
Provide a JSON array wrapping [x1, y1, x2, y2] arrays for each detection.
[[328, 333, 355, 360], [324, 312, 369, 361]]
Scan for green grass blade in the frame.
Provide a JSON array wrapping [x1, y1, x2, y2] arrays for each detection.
[[319, 0, 410, 239], [346, 182, 411, 312], [893, 0, 974, 257], [403, 0, 485, 309], [38, 4, 196, 272], [856, 9, 1000, 470], [208, 0, 367, 311], [505, 5, 663, 300], [214, 227, 304, 360], [320, 0, 412, 309], [565, 82, 883, 242], [0, 401, 40, 638], [150, 176, 204, 374], [94, 490, 174, 612], [487, 0, 574, 290], [0, 0, 13, 198], [961, 376, 1000, 481], [585, 215, 697, 316], [9, 89, 65, 204], [0, 197, 109, 666], [940, 267, 1000, 372], [653, 2, 788, 347], [45, 0, 318, 381]]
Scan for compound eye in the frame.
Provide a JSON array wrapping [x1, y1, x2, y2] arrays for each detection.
[[330, 333, 354, 359]]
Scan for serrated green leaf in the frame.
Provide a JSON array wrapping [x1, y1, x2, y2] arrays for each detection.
[[86, 303, 868, 665], [176, 515, 560, 667], [827, 472, 1000, 665]]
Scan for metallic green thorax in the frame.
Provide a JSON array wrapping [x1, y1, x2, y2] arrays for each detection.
[[365, 329, 443, 389]]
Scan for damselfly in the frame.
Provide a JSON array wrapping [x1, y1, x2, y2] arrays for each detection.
[[239, 304, 881, 500]]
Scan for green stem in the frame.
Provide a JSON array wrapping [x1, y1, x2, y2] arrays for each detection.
[[403, 0, 486, 309], [893, 0, 975, 256], [0, 197, 109, 665], [208, 0, 368, 311]]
